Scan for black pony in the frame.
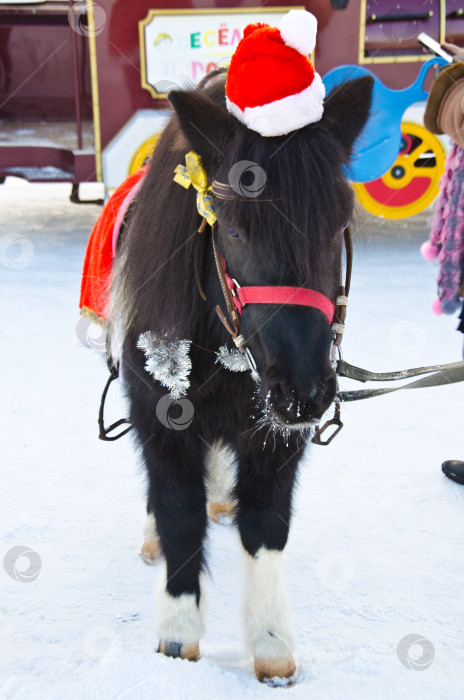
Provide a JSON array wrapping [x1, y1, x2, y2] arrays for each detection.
[[109, 72, 373, 683]]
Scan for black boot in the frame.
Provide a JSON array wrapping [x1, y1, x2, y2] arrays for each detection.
[[442, 461, 464, 485]]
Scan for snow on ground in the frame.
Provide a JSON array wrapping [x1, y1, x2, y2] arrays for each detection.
[[1, 178, 463, 699]]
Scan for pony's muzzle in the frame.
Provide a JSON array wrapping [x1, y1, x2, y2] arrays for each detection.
[[263, 366, 337, 424]]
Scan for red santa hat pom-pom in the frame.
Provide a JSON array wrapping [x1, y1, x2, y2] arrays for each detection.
[[420, 241, 439, 261], [278, 9, 317, 55]]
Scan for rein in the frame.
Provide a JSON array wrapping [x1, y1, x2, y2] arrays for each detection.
[[336, 358, 464, 401]]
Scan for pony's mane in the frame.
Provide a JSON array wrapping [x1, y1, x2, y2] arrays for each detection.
[[110, 78, 356, 349]]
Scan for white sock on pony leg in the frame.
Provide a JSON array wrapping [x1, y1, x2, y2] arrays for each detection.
[[156, 567, 206, 659], [143, 511, 158, 540], [242, 547, 296, 679], [140, 512, 160, 564]]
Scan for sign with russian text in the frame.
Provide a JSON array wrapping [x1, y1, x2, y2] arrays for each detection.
[[139, 8, 299, 98]]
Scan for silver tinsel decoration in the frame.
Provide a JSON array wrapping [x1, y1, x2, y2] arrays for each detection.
[[215, 345, 249, 372], [137, 331, 192, 399]]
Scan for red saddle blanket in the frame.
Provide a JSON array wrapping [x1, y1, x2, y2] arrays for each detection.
[[79, 167, 147, 326]]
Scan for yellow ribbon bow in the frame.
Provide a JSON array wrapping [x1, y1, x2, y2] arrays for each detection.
[[173, 151, 217, 226]]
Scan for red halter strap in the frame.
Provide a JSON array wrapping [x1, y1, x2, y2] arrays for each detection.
[[224, 268, 335, 324]]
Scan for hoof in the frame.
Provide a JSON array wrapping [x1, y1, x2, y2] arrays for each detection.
[[254, 655, 296, 684], [208, 501, 235, 524], [140, 538, 160, 565], [158, 640, 200, 661]]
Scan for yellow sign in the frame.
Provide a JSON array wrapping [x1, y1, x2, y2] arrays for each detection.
[[139, 7, 302, 98]]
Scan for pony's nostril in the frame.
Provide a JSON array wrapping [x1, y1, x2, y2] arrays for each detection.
[[271, 382, 293, 409], [263, 366, 291, 399], [264, 365, 337, 422], [309, 374, 337, 414]]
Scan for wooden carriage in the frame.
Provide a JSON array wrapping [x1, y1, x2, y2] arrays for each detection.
[[0, 0, 462, 215]]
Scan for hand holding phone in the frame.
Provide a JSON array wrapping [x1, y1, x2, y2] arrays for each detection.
[[441, 42, 464, 61], [417, 33, 454, 63]]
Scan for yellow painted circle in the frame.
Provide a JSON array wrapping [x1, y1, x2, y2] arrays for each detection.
[[128, 133, 162, 175], [354, 122, 446, 219], [381, 155, 413, 189]]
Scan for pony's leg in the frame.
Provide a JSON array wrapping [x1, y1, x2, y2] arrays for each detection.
[[236, 440, 300, 683], [123, 348, 207, 660], [205, 440, 236, 524], [140, 508, 161, 565], [143, 438, 208, 662], [243, 548, 295, 682]]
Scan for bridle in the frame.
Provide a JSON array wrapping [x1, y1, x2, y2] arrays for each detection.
[[210, 179, 352, 359], [208, 179, 352, 443]]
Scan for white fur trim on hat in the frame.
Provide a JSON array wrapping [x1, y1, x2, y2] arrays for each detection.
[[226, 72, 325, 137], [278, 9, 317, 56]]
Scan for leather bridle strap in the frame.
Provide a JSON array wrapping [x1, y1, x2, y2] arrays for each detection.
[[332, 226, 352, 347], [211, 229, 260, 380], [211, 229, 241, 339], [343, 226, 353, 296]]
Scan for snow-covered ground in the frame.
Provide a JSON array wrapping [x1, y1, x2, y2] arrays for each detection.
[[1, 178, 463, 699]]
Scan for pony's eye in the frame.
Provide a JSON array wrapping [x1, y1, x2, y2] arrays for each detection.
[[225, 227, 243, 240]]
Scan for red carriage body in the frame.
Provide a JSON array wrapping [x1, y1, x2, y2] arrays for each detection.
[[0, 1, 462, 208]]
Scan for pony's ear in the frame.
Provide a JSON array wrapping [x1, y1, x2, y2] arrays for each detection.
[[322, 75, 374, 159], [169, 89, 236, 173]]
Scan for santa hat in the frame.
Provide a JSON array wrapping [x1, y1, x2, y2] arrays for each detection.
[[226, 9, 325, 137]]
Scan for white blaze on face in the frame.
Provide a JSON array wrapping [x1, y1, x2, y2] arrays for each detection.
[[242, 547, 294, 660]]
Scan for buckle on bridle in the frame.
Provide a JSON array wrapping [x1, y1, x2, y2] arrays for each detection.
[[311, 402, 343, 446], [226, 276, 244, 314], [243, 346, 260, 383], [330, 339, 342, 370], [233, 334, 260, 383], [230, 277, 240, 292]]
